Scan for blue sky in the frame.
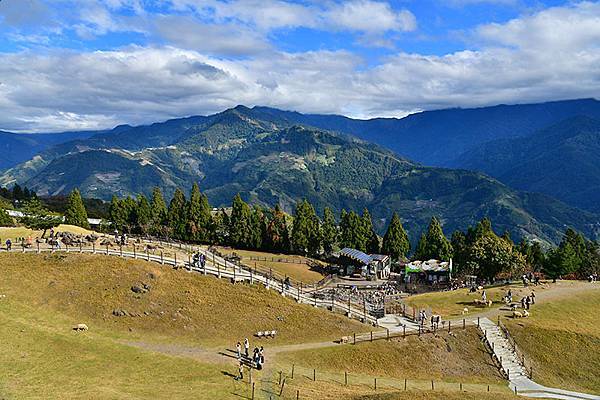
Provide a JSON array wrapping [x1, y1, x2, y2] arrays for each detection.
[[0, 0, 599, 131]]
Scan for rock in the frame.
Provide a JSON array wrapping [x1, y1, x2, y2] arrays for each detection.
[[131, 285, 147, 294], [112, 308, 129, 317]]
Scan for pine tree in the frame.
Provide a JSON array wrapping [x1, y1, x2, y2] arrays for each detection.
[[265, 204, 290, 253], [64, 189, 90, 229], [211, 208, 230, 245], [414, 216, 453, 261], [291, 200, 321, 256], [381, 212, 409, 261], [321, 207, 338, 255], [19, 198, 62, 238], [135, 194, 152, 234], [249, 206, 266, 250], [414, 233, 428, 260], [362, 208, 379, 254], [150, 187, 168, 236], [229, 194, 253, 249], [167, 189, 188, 240], [109, 195, 128, 233], [187, 183, 212, 243], [0, 208, 14, 227], [340, 210, 365, 251]]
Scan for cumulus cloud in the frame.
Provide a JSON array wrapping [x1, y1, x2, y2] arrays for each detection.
[[0, 2, 599, 132]]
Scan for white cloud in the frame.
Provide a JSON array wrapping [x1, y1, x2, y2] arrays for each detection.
[[0, 2, 599, 132], [326, 1, 416, 33]]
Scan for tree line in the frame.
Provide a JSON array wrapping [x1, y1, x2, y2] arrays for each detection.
[[3, 183, 598, 281]]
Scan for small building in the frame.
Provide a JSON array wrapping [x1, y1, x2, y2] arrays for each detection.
[[404, 259, 452, 284], [337, 248, 391, 280]]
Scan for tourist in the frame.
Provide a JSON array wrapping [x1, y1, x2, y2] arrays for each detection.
[[236, 361, 244, 381], [259, 346, 265, 364], [5, 239, 11, 251], [507, 289, 513, 303], [525, 296, 531, 310], [530, 291, 536, 304], [236, 342, 242, 359], [521, 297, 526, 309], [482, 290, 487, 302], [244, 338, 249, 358]]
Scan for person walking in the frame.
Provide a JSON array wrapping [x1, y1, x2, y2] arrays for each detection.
[[244, 338, 249, 358], [530, 291, 536, 305], [5, 239, 11, 251], [236, 361, 244, 381], [521, 297, 526, 309], [525, 296, 531, 310], [482, 290, 487, 302], [236, 342, 242, 360]]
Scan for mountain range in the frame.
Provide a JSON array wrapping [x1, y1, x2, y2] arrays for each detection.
[[1, 104, 599, 246]]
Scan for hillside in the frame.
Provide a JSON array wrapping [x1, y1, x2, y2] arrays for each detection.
[[0, 130, 97, 170], [1, 107, 599, 245], [454, 117, 600, 213]]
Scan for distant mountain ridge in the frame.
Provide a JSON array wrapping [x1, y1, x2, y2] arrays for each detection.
[[454, 116, 600, 213], [2, 105, 598, 246]]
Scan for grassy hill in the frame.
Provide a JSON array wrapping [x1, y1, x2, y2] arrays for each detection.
[[2, 106, 598, 245], [504, 284, 600, 394]]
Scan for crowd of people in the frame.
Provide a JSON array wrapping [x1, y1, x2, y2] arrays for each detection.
[[234, 337, 265, 381]]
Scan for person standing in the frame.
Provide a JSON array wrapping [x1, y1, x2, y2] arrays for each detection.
[[5, 239, 11, 251], [525, 296, 531, 310], [236, 342, 242, 360], [530, 291, 536, 305], [244, 338, 249, 358]]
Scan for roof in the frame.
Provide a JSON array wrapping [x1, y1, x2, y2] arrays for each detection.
[[339, 248, 372, 264], [405, 259, 452, 273], [370, 254, 389, 261]]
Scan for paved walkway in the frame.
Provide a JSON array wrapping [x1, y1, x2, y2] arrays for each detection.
[[479, 317, 600, 400]]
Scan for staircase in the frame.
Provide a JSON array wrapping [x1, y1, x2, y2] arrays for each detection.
[[478, 317, 600, 400]]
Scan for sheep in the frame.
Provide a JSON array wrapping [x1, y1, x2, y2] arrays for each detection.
[[523, 310, 530, 317], [462, 307, 469, 315], [487, 300, 493, 307], [431, 315, 442, 329], [339, 336, 349, 344], [73, 323, 89, 331], [512, 311, 524, 318]]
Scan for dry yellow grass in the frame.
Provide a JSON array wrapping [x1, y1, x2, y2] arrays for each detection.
[[276, 327, 505, 385], [0, 224, 95, 240], [504, 284, 600, 394], [213, 246, 327, 284], [0, 253, 365, 348], [403, 284, 549, 317]]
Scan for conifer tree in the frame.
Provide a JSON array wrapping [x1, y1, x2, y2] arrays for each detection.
[[340, 210, 365, 251], [167, 189, 187, 240], [414, 216, 453, 261], [19, 197, 62, 238], [381, 212, 409, 261], [135, 194, 152, 234], [321, 207, 338, 255], [362, 208, 379, 254], [250, 206, 266, 250], [187, 183, 212, 242], [109, 195, 128, 233], [229, 194, 253, 249], [150, 187, 168, 236], [0, 208, 14, 227], [265, 204, 290, 253], [291, 199, 321, 256], [64, 189, 90, 229]]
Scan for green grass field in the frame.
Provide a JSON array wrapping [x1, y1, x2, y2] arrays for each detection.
[[504, 284, 600, 394]]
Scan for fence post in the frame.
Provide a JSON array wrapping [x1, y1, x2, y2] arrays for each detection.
[[120, 245, 123, 257], [477, 317, 480, 328], [93, 242, 96, 254], [37, 242, 40, 254], [79, 241, 82, 253], [363, 299, 367, 321], [370, 331, 373, 342], [345, 371, 348, 385], [374, 378, 377, 390], [251, 383, 255, 400], [460, 383, 463, 391], [313, 369, 316, 381], [217, 261, 221, 277], [387, 328, 389, 340], [279, 371, 282, 385], [463, 318, 466, 329], [296, 390, 299, 400], [404, 378, 407, 390], [174, 252, 177, 267], [431, 380, 434, 390], [448, 321, 451, 333], [353, 333, 356, 345], [147, 248, 150, 262], [291, 364, 294, 379], [403, 325, 406, 339], [279, 379, 286, 397], [106, 244, 109, 255], [161, 251, 164, 265], [133, 244, 136, 258]]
